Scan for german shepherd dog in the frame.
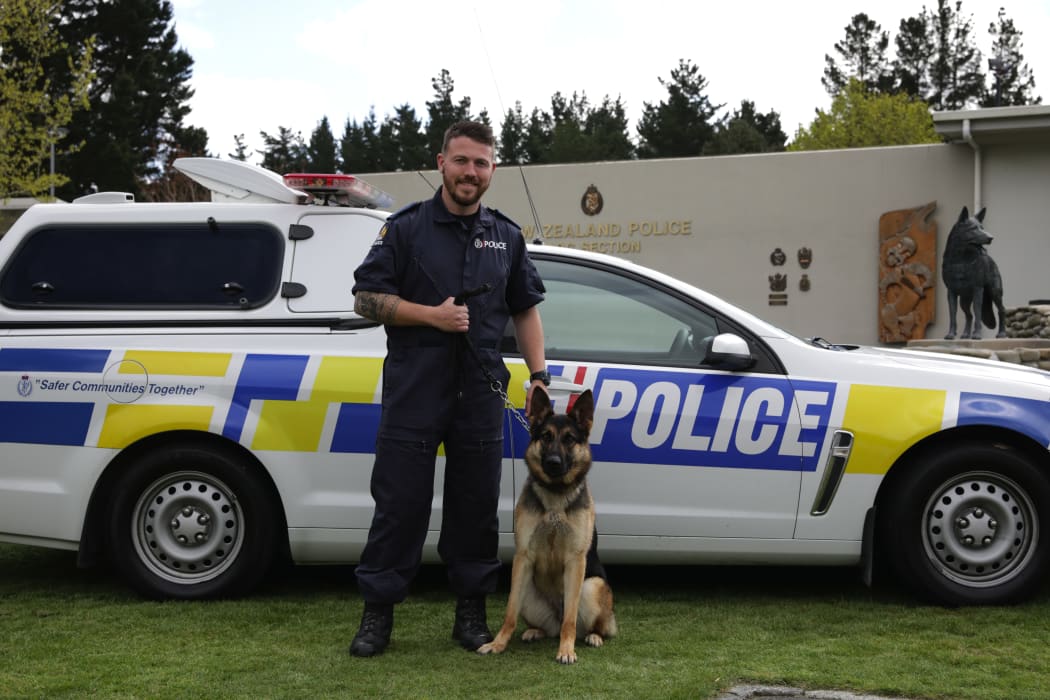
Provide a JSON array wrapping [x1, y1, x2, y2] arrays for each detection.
[[477, 389, 617, 664], [942, 206, 1007, 339]]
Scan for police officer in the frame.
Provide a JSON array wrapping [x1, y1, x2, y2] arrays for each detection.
[[349, 120, 548, 657]]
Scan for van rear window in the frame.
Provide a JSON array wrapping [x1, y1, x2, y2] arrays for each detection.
[[0, 223, 283, 309]]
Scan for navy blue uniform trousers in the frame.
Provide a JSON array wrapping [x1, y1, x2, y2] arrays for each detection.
[[354, 377, 505, 605]]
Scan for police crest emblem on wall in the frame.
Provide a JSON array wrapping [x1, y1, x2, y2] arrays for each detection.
[[581, 185, 603, 216]]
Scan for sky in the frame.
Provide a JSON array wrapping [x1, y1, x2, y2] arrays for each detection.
[[169, 0, 1050, 163]]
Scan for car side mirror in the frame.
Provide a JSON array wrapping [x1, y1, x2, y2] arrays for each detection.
[[700, 333, 755, 370]]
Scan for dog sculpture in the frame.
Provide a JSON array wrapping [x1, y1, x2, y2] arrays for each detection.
[[477, 389, 617, 664], [942, 206, 1007, 339]]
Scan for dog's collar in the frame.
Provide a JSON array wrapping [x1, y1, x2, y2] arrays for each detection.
[[531, 479, 586, 511]]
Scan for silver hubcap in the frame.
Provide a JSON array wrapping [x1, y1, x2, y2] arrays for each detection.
[[132, 470, 244, 584], [922, 470, 1037, 588]]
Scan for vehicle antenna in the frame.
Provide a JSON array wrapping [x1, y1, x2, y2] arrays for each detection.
[[417, 171, 436, 192], [474, 8, 545, 244]]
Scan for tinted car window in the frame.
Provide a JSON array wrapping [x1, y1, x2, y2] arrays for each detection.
[[0, 223, 283, 309], [527, 257, 720, 367]]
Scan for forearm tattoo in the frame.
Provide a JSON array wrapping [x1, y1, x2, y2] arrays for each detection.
[[355, 291, 401, 324]]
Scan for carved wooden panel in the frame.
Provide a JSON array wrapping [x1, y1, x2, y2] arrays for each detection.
[[878, 202, 937, 343]]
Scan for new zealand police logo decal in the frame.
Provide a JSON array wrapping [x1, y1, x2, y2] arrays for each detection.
[[17, 375, 32, 397]]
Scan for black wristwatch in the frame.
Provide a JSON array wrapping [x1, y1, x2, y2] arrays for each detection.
[[529, 369, 551, 386]]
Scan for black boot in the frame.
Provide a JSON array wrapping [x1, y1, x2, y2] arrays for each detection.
[[349, 603, 393, 657], [451, 597, 493, 651]]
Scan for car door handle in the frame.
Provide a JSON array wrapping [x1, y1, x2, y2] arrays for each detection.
[[521, 377, 587, 393]]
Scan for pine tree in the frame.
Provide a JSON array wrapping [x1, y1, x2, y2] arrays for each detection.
[[894, 14, 934, 98], [704, 101, 787, 155], [524, 107, 553, 164], [306, 117, 337, 172], [375, 118, 400, 172], [140, 124, 209, 202], [389, 104, 429, 170], [228, 134, 251, 162], [636, 59, 723, 159], [338, 110, 380, 175], [982, 7, 1040, 107], [927, 0, 984, 110], [48, 0, 201, 200], [583, 95, 634, 161], [425, 69, 474, 156], [822, 13, 894, 96], [498, 102, 528, 165], [258, 127, 307, 174]]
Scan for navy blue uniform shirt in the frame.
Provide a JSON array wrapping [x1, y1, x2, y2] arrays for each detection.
[[352, 188, 545, 439]]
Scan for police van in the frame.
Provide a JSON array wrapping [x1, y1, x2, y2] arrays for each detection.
[[2, 158, 1050, 606]]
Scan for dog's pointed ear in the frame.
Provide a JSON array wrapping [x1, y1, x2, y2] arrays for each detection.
[[569, 389, 594, 435], [529, 388, 553, 428], [958, 206, 969, 222], [976, 207, 986, 222]]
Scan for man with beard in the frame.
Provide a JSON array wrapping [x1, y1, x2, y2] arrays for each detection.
[[349, 120, 549, 657]]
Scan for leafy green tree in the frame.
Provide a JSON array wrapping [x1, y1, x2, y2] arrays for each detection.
[[48, 0, 201, 200], [982, 7, 1040, 107], [704, 101, 787, 155], [306, 117, 337, 172], [789, 79, 940, 151], [823, 13, 895, 95], [228, 134, 251, 162], [0, 0, 92, 199], [258, 126, 307, 173], [636, 59, 723, 158]]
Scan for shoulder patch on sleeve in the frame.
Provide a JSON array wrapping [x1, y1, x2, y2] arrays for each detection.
[[370, 223, 389, 247]]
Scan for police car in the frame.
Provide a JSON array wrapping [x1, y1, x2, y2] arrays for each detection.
[[1, 158, 1049, 606]]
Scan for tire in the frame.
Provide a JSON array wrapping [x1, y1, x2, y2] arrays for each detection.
[[108, 445, 277, 600], [878, 442, 1050, 605]]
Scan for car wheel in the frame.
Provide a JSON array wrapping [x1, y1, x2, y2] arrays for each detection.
[[109, 445, 277, 600], [879, 442, 1050, 605]]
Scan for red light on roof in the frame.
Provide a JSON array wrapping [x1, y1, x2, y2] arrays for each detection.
[[283, 173, 393, 209]]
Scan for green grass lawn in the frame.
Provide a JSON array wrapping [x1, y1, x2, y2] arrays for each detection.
[[2, 542, 1050, 699]]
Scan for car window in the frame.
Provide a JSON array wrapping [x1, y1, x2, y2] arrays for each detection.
[[0, 223, 283, 309], [518, 257, 720, 367]]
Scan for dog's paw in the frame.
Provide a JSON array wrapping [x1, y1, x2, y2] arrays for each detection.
[[521, 628, 545, 643], [584, 633, 604, 648], [555, 644, 577, 664], [476, 640, 505, 655]]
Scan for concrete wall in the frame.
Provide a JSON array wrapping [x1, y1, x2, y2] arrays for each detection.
[[364, 143, 1021, 346], [978, 141, 1050, 308]]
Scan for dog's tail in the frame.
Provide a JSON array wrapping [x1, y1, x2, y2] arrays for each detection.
[[982, 260, 1005, 329]]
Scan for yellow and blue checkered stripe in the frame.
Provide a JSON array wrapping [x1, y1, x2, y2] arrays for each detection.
[[2, 349, 1047, 470]]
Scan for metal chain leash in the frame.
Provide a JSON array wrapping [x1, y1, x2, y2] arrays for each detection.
[[458, 334, 532, 433]]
